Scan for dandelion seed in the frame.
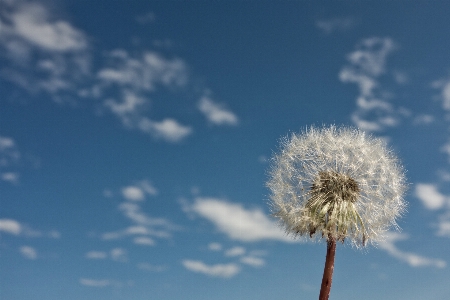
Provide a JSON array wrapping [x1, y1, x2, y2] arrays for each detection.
[[266, 125, 407, 300]]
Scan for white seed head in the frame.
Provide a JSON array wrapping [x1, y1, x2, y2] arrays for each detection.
[[267, 125, 407, 248]]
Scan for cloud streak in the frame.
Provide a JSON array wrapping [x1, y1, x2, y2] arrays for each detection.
[[339, 37, 406, 132], [198, 96, 239, 126], [182, 260, 241, 278], [378, 232, 446, 268], [190, 197, 295, 243]]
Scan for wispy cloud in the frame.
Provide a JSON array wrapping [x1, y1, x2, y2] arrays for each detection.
[[19, 245, 37, 259], [137, 262, 167, 272], [182, 260, 241, 278], [96, 50, 192, 142], [0, 218, 60, 238], [85, 251, 108, 259], [198, 96, 239, 126], [189, 197, 295, 243], [136, 12, 156, 25], [0, 0, 91, 100], [339, 37, 407, 132], [79, 278, 111, 287], [100, 182, 179, 246], [316, 17, 354, 34], [431, 77, 450, 111], [240, 256, 265, 267], [378, 232, 446, 268], [224, 246, 246, 257], [415, 183, 450, 237], [0, 136, 21, 183]]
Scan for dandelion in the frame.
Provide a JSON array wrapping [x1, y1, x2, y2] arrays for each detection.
[[266, 125, 407, 300]]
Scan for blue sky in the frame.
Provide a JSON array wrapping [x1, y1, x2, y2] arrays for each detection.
[[1, 1, 450, 299]]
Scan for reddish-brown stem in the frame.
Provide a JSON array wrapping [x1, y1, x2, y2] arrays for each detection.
[[318, 236, 336, 300]]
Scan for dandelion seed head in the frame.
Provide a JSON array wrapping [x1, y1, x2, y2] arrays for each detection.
[[267, 125, 407, 248]]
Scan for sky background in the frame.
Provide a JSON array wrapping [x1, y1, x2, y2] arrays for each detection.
[[1, 1, 450, 299]]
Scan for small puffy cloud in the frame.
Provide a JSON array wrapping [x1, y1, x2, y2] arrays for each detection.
[[110, 248, 127, 262], [316, 17, 354, 34], [225, 246, 246, 257], [1, 172, 20, 184], [0, 218, 59, 238], [0, 218, 22, 235], [182, 260, 240, 278], [437, 220, 450, 237], [122, 186, 145, 201], [208, 242, 222, 251], [139, 118, 192, 142], [121, 180, 158, 201], [198, 96, 238, 126], [79, 278, 111, 287], [415, 183, 447, 210], [190, 197, 295, 243], [85, 251, 107, 259], [19, 246, 37, 259], [240, 256, 265, 267], [378, 232, 446, 268]]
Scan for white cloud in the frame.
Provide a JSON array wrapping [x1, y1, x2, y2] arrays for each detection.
[[441, 141, 450, 163], [119, 202, 176, 229], [121, 180, 158, 201], [85, 251, 107, 259], [138, 118, 192, 142], [0, 1, 91, 99], [19, 246, 37, 259], [198, 96, 239, 126], [79, 278, 111, 287], [102, 225, 171, 240], [0, 136, 20, 167], [378, 232, 446, 268], [415, 183, 448, 210], [316, 17, 354, 34], [208, 242, 222, 251], [182, 260, 241, 278], [122, 186, 145, 201], [190, 197, 295, 243], [1, 172, 20, 184], [0, 218, 60, 238], [225, 246, 246, 257], [110, 248, 128, 262], [97, 50, 187, 91], [437, 219, 450, 237], [0, 219, 22, 235], [339, 37, 405, 132], [133, 236, 155, 246], [5, 3, 87, 52], [240, 256, 265, 267], [432, 78, 450, 111], [413, 114, 434, 125]]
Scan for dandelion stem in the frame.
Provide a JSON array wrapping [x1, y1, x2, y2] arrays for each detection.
[[318, 236, 336, 300]]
